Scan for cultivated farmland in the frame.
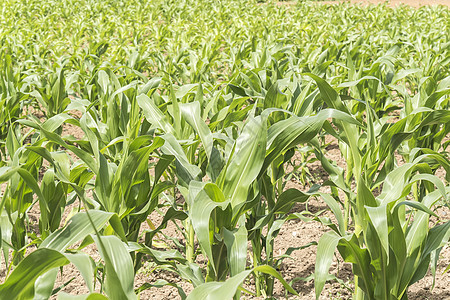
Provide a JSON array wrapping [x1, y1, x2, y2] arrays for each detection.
[[0, 0, 449, 299]]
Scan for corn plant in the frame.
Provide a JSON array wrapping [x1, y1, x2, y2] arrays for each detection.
[[309, 75, 450, 299], [315, 159, 450, 300]]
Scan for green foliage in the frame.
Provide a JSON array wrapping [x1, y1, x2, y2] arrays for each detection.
[[0, 0, 449, 299]]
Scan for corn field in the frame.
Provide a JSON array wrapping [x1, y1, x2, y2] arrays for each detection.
[[0, 0, 449, 299]]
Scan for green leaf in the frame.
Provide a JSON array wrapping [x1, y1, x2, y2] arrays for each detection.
[[337, 234, 374, 297], [93, 235, 136, 300], [366, 205, 389, 258], [0, 249, 69, 299], [422, 222, 450, 259], [221, 115, 267, 209], [314, 231, 341, 299], [161, 133, 201, 185], [186, 270, 252, 300], [137, 94, 175, 134], [34, 268, 58, 300], [40, 210, 121, 252], [190, 183, 229, 272], [135, 280, 186, 299], [306, 73, 347, 113], [65, 253, 96, 292], [186, 265, 296, 300], [223, 225, 247, 277], [180, 101, 213, 160]]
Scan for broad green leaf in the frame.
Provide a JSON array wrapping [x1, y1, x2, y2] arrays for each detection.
[[137, 94, 175, 134], [404, 191, 443, 256], [223, 225, 247, 277], [65, 253, 96, 292], [314, 231, 341, 299], [34, 268, 58, 300], [0, 249, 69, 299], [93, 235, 136, 300], [161, 133, 201, 185], [366, 205, 389, 258], [180, 101, 213, 160], [190, 183, 229, 272], [221, 116, 267, 209], [337, 235, 374, 297], [135, 280, 186, 299], [187, 265, 296, 300], [40, 210, 122, 251]]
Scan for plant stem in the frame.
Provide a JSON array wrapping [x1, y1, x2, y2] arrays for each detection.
[[186, 220, 195, 263], [354, 276, 364, 300], [253, 244, 261, 297], [343, 165, 353, 231]]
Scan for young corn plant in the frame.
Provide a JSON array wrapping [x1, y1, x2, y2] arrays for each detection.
[[315, 159, 450, 300], [309, 75, 450, 300], [0, 58, 31, 162], [0, 208, 135, 299], [136, 71, 365, 296]]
